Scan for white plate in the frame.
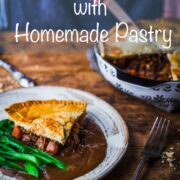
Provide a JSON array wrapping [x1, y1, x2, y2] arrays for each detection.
[[0, 86, 128, 180]]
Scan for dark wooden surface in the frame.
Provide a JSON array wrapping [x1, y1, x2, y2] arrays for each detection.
[[0, 32, 180, 180]]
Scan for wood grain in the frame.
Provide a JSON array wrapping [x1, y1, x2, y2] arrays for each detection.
[[0, 32, 179, 180]]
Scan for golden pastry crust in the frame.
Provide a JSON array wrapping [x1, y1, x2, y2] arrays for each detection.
[[99, 22, 159, 59], [167, 51, 180, 80], [30, 118, 65, 144], [5, 100, 87, 145]]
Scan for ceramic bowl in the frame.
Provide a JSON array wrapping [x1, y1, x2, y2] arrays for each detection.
[[94, 46, 180, 112]]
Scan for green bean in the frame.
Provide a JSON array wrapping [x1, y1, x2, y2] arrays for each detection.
[[0, 136, 25, 152], [0, 156, 24, 171], [0, 132, 67, 170], [0, 130, 67, 171], [0, 119, 14, 133], [25, 162, 39, 178], [26, 146, 67, 170], [0, 150, 40, 166]]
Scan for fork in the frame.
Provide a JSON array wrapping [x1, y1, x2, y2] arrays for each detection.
[[132, 117, 171, 180]]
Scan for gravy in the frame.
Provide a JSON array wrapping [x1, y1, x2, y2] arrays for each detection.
[[2, 119, 107, 180]]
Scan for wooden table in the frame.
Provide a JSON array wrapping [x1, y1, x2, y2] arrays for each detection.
[[0, 32, 179, 180]]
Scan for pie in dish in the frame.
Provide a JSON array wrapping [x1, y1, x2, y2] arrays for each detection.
[[99, 19, 180, 81], [5, 100, 87, 154]]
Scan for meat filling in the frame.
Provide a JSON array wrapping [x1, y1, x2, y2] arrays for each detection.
[[46, 141, 59, 155], [11, 117, 85, 155], [35, 136, 47, 151], [12, 126, 22, 139], [106, 53, 172, 81]]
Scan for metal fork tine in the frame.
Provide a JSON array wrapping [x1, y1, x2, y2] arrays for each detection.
[[156, 117, 163, 135], [159, 118, 167, 138], [149, 117, 159, 135], [158, 120, 170, 152], [153, 118, 165, 142], [145, 117, 162, 146], [145, 117, 159, 145]]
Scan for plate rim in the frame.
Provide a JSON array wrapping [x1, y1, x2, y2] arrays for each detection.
[[0, 85, 129, 179]]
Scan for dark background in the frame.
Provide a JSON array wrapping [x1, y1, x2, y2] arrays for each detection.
[[1, 0, 163, 30]]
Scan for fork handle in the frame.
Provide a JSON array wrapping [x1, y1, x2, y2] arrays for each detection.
[[132, 157, 148, 180]]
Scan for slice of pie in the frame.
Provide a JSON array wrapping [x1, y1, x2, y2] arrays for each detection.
[[5, 100, 87, 154]]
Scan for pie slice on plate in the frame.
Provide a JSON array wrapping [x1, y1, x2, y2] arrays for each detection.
[[5, 100, 87, 153]]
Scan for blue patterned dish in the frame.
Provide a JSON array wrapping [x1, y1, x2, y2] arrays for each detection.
[[94, 46, 180, 112]]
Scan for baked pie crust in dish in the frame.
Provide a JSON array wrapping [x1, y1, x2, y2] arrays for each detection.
[[99, 19, 180, 81], [5, 100, 87, 147]]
